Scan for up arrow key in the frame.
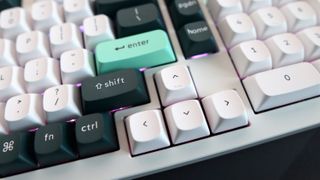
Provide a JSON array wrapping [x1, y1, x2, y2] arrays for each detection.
[[172, 74, 179, 79]]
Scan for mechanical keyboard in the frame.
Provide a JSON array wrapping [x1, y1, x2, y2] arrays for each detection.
[[2, 0, 320, 179]]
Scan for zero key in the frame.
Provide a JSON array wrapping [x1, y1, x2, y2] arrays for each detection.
[[75, 113, 119, 158]]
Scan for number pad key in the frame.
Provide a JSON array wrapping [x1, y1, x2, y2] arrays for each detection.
[[297, 26, 320, 61], [281, 2, 317, 32], [164, 100, 209, 144], [5, 94, 46, 131], [0, 132, 36, 177], [265, 33, 304, 68], [230, 40, 272, 78], [250, 7, 287, 39], [43, 85, 82, 123], [218, 13, 257, 48], [202, 90, 248, 134], [243, 62, 320, 112]]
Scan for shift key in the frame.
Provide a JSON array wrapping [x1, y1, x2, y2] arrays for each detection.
[[95, 30, 176, 75], [81, 69, 150, 114]]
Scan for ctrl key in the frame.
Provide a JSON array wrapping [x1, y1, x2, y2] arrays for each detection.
[[75, 113, 119, 158], [0, 132, 36, 177]]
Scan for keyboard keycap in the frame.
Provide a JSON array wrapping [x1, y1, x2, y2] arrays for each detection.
[[0, 8, 31, 40], [207, 0, 243, 23], [125, 110, 170, 155], [242, 0, 272, 13], [43, 85, 82, 122], [250, 7, 287, 39], [0, 103, 8, 135], [116, 3, 165, 37], [243, 62, 320, 112], [0, 0, 20, 12], [16, 31, 50, 66], [177, 21, 218, 58], [31, 0, 64, 32], [83, 15, 115, 51], [169, 0, 204, 29], [281, 1, 317, 32], [155, 65, 197, 106], [265, 33, 304, 68], [95, 0, 153, 17], [0, 132, 36, 177], [0, 39, 17, 67], [60, 49, 96, 84], [81, 69, 149, 114], [5, 94, 46, 131], [218, 13, 257, 48], [95, 30, 175, 74], [0, 66, 25, 102], [34, 122, 77, 167], [230, 40, 272, 78], [202, 90, 248, 133], [63, 0, 93, 25], [75, 113, 119, 158], [297, 26, 320, 61], [24, 57, 61, 93], [49, 23, 83, 59], [164, 100, 209, 144]]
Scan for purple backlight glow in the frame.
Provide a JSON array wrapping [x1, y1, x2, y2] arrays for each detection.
[[28, 128, 39, 132], [76, 83, 82, 87], [79, 25, 85, 33], [191, 53, 209, 59], [67, 119, 77, 123], [110, 106, 131, 113], [139, 67, 148, 72]]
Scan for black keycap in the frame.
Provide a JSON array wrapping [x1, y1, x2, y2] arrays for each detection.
[[95, 0, 155, 17], [116, 3, 165, 37], [169, 0, 204, 29], [178, 21, 219, 58], [81, 69, 149, 114], [0, 132, 36, 177], [0, 0, 20, 12], [75, 113, 119, 158], [34, 123, 77, 167]]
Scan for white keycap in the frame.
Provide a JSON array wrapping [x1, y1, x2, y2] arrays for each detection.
[[83, 15, 115, 51], [125, 110, 170, 155], [0, 39, 17, 67], [250, 7, 287, 39], [243, 62, 320, 112], [5, 94, 46, 131], [242, 0, 272, 13], [164, 100, 210, 144], [308, 0, 320, 24], [218, 13, 257, 48], [16, 31, 51, 66], [0, 66, 25, 102], [60, 49, 95, 84], [207, 0, 243, 23], [312, 59, 320, 72], [230, 40, 272, 78], [155, 65, 198, 107], [49, 23, 83, 59], [24, 57, 61, 93], [63, 0, 93, 25], [265, 33, 304, 68], [0, 8, 31, 40], [202, 90, 248, 134], [31, 0, 64, 32], [43, 84, 82, 122], [281, 2, 317, 32], [273, 0, 295, 7], [297, 27, 320, 61], [0, 103, 8, 134]]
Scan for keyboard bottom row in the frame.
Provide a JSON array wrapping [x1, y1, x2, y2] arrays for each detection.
[[0, 89, 249, 177]]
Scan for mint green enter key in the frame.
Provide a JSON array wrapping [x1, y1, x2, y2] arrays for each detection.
[[95, 30, 176, 75]]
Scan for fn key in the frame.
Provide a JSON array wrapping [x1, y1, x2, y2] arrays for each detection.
[[178, 21, 218, 58]]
